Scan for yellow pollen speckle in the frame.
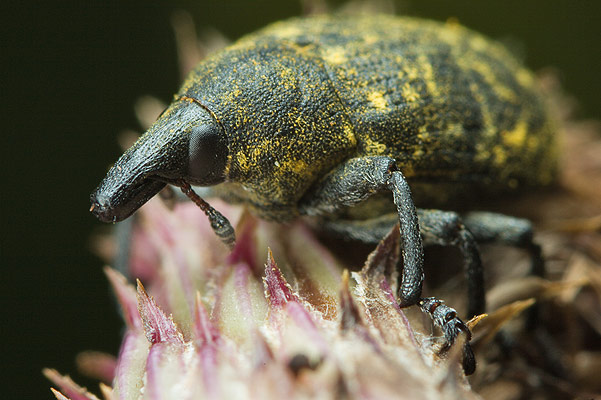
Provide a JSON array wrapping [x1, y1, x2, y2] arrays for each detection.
[[492, 145, 507, 166], [364, 35, 378, 45], [470, 35, 488, 51], [502, 120, 528, 149], [516, 68, 534, 87], [412, 149, 425, 158], [368, 91, 388, 110], [344, 124, 357, 146], [272, 24, 302, 39], [323, 47, 347, 65], [236, 151, 249, 172], [402, 84, 420, 103], [281, 159, 307, 175], [363, 137, 387, 154]]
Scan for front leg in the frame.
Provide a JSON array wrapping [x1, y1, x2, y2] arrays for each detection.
[[299, 157, 475, 374], [299, 156, 424, 307]]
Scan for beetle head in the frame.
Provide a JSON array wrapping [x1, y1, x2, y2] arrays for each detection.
[[90, 98, 228, 222]]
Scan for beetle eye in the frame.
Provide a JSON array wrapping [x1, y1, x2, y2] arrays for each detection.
[[188, 122, 228, 185]]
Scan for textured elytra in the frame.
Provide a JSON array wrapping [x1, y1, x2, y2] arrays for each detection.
[[179, 14, 557, 218]]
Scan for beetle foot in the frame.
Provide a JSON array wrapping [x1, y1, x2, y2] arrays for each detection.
[[418, 297, 475, 375]]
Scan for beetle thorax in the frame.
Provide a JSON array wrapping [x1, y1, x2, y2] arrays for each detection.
[[179, 40, 357, 218]]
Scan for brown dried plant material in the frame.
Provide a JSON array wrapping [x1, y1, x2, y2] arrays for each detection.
[[471, 298, 535, 349]]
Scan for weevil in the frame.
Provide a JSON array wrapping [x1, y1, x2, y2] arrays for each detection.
[[90, 15, 558, 375]]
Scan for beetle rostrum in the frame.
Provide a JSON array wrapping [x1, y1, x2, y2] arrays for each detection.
[[91, 15, 558, 375], [91, 98, 227, 222]]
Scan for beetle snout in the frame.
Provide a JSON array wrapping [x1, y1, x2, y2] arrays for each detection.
[[90, 177, 167, 223], [89, 193, 116, 222], [91, 98, 222, 224]]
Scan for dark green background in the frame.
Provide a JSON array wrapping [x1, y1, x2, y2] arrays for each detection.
[[3, 1, 600, 398]]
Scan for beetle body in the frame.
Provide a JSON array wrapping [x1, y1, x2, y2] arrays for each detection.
[[181, 14, 558, 220], [92, 14, 557, 224], [91, 15, 558, 374]]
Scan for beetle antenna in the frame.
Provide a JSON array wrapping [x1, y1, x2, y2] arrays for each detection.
[[178, 180, 236, 249]]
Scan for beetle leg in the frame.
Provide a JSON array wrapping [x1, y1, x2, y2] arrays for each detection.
[[319, 211, 486, 317], [179, 180, 236, 249], [298, 157, 482, 373], [317, 213, 399, 244], [461, 211, 567, 376], [419, 297, 476, 375], [462, 211, 544, 279], [387, 169, 426, 307], [299, 156, 424, 307], [159, 184, 217, 206], [462, 211, 544, 329], [418, 209, 485, 317]]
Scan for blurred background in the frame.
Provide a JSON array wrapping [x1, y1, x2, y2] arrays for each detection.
[[2, 0, 600, 397]]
